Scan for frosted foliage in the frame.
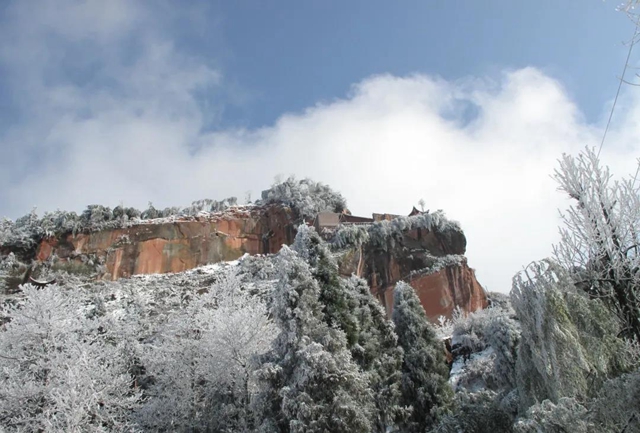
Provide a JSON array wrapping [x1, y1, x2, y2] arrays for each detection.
[[345, 276, 404, 433], [591, 370, 640, 433], [0, 253, 18, 292], [0, 285, 141, 432], [0, 197, 239, 251], [136, 270, 276, 432], [331, 223, 370, 249], [291, 223, 316, 263], [513, 398, 595, 433], [237, 253, 278, 283], [433, 390, 517, 433], [292, 225, 360, 347], [331, 210, 462, 251], [449, 301, 520, 392], [256, 246, 373, 433], [293, 227, 403, 433], [392, 282, 453, 432], [486, 315, 520, 388], [259, 176, 347, 218], [0, 210, 44, 253], [511, 260, 625, 410], [553, 148, 640, 341], [410, 255, 466, 278]]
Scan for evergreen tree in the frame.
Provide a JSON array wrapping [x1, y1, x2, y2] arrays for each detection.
[[256, 246, 373, 433], [347, 275, 405, 433], [294, 225, 405, 432], [292, 224, 360, 346], [392, 281, 453, 433]]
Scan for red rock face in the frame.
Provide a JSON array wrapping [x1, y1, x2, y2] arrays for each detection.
[[337, 224, 487, 320], [33, 204, 486, 321], [35, 206, 296, 280], [381, 264, 487, 321]]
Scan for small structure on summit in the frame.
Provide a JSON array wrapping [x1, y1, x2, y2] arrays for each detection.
[[312, 207, 429, 231], [312, 212, 341, 232]]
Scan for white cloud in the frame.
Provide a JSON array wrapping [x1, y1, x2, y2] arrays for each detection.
[[2, 1, 640, 293]]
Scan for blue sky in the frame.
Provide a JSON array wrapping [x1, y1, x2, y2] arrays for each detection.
[[1, 0, 639, 292], [207, 1, 630, 128]]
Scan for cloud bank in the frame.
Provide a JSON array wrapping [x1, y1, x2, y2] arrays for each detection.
[[1, 1, 640, 293]]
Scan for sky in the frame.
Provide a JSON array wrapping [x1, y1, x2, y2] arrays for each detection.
[[1, 0, 640, 293]]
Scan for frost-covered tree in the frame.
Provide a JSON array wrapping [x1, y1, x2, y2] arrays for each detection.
[[293, 225, 404, 432], [433, 390, 517, 433], [256, 246, 373, 433], [554, 148, 640, 341], [136, 270, 276, 432], [141, 202, 160, 220], [292, 225, 360, 345], [80, 204, 114, 229], [513, 398, 595, 433], [418, 199, 426, 212], [511, 260, 628, 410], [392, 281, 452, 432], [0, 285, 141, 432], [260, 176, 347, 219], [330, 210, 463, 252], [346, 275, 405, 433], [590, 369, 640, 433], [448, 303, 520, 393], [0, 209, 43, 257]]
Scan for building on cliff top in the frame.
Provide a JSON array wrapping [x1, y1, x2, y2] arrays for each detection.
[[313, 208, 429, 231]]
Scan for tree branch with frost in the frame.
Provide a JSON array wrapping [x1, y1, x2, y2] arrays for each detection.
[[553, 148, 640, 341]]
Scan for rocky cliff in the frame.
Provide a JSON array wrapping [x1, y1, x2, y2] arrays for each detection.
[[32, 205, 486, 320], [335, 221, 487, 320], [35, 205, 296, 280]]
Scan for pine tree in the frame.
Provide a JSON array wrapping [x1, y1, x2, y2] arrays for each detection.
[[347, 275, 405, 433], [393, 281, 453, 433], [294, 225, 404, 432], [292, 224, 360, 346], [255, 246, 373, 433]]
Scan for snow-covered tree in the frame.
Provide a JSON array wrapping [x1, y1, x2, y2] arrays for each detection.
[[513, 398, 595, 433], [260, 176, 347, 219], [511, 260, 628, 410], [0, 285, 141, 432], [590, 369, 640, 433], [256, 246, 373, 433], [330, 210, 463, 252], [434, 390, 517, 433], [346, 275, 405, 433], [292, 225, 359, 345], [554, 148, 640, 341], [136, 270, 276, 432], [293, 225, 404, 432], [392, 281, 452, 432]]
